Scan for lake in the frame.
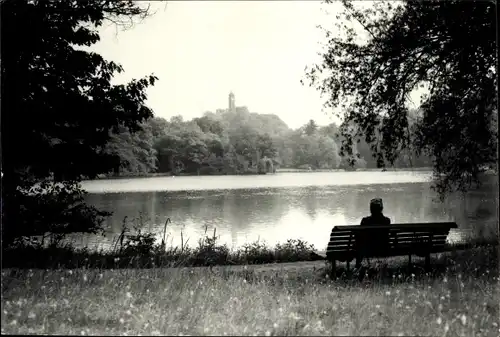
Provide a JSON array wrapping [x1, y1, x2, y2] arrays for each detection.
[[79, 171, 498, 252]]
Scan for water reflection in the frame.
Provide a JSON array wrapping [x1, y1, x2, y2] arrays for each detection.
[[81, 174, 498, 251]]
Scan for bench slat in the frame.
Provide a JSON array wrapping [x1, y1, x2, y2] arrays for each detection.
[[327, 245, 353, 251], [392, 236, 448, 240], [328, 237, 354, 243], [389, 235, 448, 241], [329, 234, 353, 239], [334, 222, 457, 232], [330, 231, 355, 236], [392, 231, 450, 236], [326, 246, 354, 251]]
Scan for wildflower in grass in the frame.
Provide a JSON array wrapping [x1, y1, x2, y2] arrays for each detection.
[[385, 291, 391, 296], [126, 292, 132, 299], [10, 320, 17, 326], [444, 323, 449, 332], [99, 273, 103, 279], [126, 310, 132, 316], [190, 290, 194, 296], [265, 331, 271, 336], [443, 277, 448, 283], [83, 274, 88, 282], [460, 314, 467, 325], [273, 323, 278, 329], [437, 317, 442, 325], [376, 305, 381, 309], [68, 270, 73, 275], [28, 312, 36, 319], [119, 318, 125, 324]]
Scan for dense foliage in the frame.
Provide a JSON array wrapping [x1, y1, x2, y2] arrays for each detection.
[[1, 0, 157, 245], [303, 0, 497, 197], [102, 107, 433, 178]]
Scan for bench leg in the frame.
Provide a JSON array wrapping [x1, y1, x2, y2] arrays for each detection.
[[346, 261, 350, 272], [330, 260, 336, 279], [425, 254, 431, 271]]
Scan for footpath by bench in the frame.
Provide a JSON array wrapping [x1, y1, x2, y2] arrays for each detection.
[[326, 222, 458, 276]]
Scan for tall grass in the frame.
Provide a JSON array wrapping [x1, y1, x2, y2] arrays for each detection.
[[2, 228, 320, 270], [1, 246, 498, 336]]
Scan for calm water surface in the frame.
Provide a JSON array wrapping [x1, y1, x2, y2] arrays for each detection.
[[79, 171, 498, 252]]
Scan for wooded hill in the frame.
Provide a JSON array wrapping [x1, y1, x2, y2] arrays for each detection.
[[104, 106, 433, 177]]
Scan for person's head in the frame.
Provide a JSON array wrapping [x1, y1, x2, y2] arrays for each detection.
[[370, 198, 384, 215]]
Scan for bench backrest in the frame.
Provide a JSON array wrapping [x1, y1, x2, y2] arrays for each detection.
[[327, 222, 457, 257]]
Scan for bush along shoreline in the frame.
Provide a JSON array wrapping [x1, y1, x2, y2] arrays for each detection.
[[2, 228, 323, 269], [2, 226, 498, 270]]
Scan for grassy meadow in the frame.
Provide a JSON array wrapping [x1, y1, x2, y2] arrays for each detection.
[[2, 245, 499, 336]]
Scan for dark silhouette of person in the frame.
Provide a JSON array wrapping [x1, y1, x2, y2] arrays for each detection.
[[360, 198, 391, 226], [355, 198, 391, 268]]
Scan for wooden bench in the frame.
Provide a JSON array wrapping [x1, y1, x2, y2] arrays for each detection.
[[326, 222, 458, 276]]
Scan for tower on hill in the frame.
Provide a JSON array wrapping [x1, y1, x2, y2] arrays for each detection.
[[228, 91, 236, 113]]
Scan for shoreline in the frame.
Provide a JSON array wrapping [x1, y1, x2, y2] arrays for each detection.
[[92, 167, 435, 181], [3, 237, 495, 270]]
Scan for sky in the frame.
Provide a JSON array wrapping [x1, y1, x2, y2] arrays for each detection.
[[90, 1, 345, 129], [91, 1, 421, 129]]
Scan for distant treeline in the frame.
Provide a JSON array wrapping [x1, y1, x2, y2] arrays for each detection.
[[103, 107, 433, 177]]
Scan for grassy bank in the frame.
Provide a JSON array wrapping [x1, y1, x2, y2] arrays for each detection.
[[2, 246, 498, 336], [3, 229, 496, 270], [2, 235, 323, 269]]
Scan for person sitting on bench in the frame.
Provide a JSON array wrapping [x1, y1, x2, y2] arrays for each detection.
[[360, 198, 391, 226], [356, 198, 391, 268]]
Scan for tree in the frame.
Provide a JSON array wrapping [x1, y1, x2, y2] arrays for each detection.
[[304, 0, 497, 197], [304, 119, 318, 136], [104, 123, 158, 175], [193, 115, 225, 136], [1, 0, 158, 245]]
